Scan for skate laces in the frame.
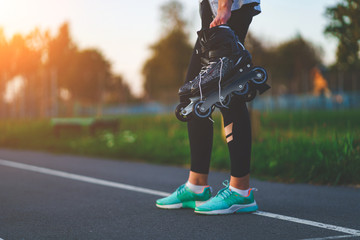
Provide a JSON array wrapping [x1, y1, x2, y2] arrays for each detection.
[[199, 74, 203, 101], [198, 58, 226, 106], [217, 58, 228, 108], [198, 61, 217, 101], [199, 61, 217, 75], [197, 59, 227, 122], [198, 76, 215, 123]]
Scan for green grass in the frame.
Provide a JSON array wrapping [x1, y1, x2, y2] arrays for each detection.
[[253, 110, 360, 184], [0, 110, 359, 185]]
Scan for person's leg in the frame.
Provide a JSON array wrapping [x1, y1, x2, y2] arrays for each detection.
[[222, 4, 255, 190], [157, 3, 257, 211], [195, 100, 256, 215], [227, 4, 256, 43], [185, 0, 215, 186], [194, 5, 259, 215], [155, 1, 215, 209], [221, 97, 251, 190], [187, 117, 213, 185]]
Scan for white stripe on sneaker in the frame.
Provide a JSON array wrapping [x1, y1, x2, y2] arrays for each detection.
[[195, 202, 258, 215], [156, 203, 182, 209]]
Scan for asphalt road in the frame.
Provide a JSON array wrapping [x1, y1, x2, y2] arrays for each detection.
[[0, 149, 359, 240]]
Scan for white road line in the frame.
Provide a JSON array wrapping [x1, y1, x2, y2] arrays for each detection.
[[0, 159, 169, 197], [254, 211, 360, 236], [300, 234, 360, 240], [1, 159, 360, 237]]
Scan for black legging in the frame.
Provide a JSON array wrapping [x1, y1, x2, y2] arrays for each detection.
[[186, 1, 255, 178]]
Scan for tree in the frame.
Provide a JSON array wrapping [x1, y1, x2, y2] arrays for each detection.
[[6, 33, 43, 117], [160, 0, 186, 33], [245, 32, 271, 69], [273, 35, 323, 93], [104, 75, 134, 104], [0, 22, 133, 118], [8, 34, 41, 77], [48, 23, 130, 106], [0, 28, 10, 117], [246, 33, 323, 94], [45, 23, 78, 116], [142, 0, 193, 102], [66, 49, 112, 104], [24, 28, 51, 117], [47, 22, 77, 87], [0, 29, 9, 99], [325, 0, 360, 71]]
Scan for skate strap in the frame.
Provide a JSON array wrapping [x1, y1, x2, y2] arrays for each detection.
[[209, 48, 235, 59], [257, 83, 271, 95], [200, 57, 210, 65], [200, 46, 209, 54]]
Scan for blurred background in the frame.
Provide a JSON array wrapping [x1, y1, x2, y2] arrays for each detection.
[[0, 0, 359, 185]]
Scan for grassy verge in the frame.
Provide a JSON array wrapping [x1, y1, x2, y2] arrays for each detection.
[[0, 110, 359, 185]]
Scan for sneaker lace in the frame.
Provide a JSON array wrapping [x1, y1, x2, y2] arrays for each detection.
[[215, 180, 232, 200], [176, 184, 186, 195]]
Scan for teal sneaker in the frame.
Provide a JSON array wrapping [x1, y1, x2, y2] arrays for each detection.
[[194, 180, 258, 215], [156, 184, 212, 209]]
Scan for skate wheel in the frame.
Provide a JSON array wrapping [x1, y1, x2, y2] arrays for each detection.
[[193, 101, 213, 119], [242, 89, 257, 102], [175, 103, 192, 122], [234, 82, 249, 96], [215, 95, 231, 108], [251, 67, 267, 85]]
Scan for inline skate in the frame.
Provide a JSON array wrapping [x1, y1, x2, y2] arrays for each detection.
[[175, 25, 270, 122]]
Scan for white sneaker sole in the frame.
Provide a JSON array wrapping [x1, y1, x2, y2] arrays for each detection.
[[156, 201, 207, 209], [194, 201, 258, 215]]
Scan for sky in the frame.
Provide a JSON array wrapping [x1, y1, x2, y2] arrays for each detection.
[[0, 0, 339, 96]]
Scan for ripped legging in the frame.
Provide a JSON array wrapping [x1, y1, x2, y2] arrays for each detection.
[[186, 1, 255, 177]]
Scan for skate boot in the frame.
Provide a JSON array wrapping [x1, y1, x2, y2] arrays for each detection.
[[175, 25, 270, 122]]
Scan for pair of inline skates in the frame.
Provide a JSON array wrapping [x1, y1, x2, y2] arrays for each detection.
[[175, 25, 270, 122]]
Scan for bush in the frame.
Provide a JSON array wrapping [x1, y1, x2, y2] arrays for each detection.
[[0, 110, 359, 185]]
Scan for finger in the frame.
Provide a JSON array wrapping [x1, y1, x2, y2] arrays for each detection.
[[210, 18, 220, 28]]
